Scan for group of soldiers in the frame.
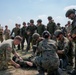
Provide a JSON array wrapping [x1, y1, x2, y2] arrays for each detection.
[[0, 9, 76, 75]]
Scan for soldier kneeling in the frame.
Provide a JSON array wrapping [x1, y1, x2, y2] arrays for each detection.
[[33, 31, 60, 75]]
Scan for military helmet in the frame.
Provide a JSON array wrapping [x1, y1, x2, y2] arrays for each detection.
[[5, 25, 8, 27], [23, 22, 26, 25], [30, 19, 34, 23], [54, 30, 63, 37], [65, 9, 75, 17], [47, 16, 52, 20], [57, 23, 60, 25], [32, 33, 40, 40], [37, 19, 42, 23], [42, 30, 51, 38]]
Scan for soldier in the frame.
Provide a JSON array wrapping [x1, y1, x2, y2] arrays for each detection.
[[34, 31, 60, 75], [54, 30, 70, 70], [37, 19, 45, 36], [11, 23, 20, 50], [65, 9, 76, 75], [4, 25, 10, 40], [11, 23, 20, 37], [20, 22, 28, 51], [66, 21, 72, 34], [56, 23, 61, 30], [0, 25, 3, 42], [0, 36, 22, 70], [32, 33, 44, 56], [47, 16, 56, 39], [26, 19, 37, 52], [67, 33, 73, 66]]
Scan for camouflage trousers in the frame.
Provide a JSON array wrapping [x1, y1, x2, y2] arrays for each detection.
[[0, 61, 8, 70], [34, 56, 60, 73]]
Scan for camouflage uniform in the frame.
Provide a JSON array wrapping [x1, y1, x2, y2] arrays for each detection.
[[4, 29, 10, 40], [66, 9, 76, 75], [20, 26, 28, 50], [47, 22, 56, 36], [57, 37, 69, 68], [34, 39, 60, 74], [0, 27, 3, 42], [37, 19, 45, 36], [11, 26, 20, 50], [26, 24, 37, 51], [11, 27, 20, 37], [0, 39, 15, 70], [71, 15, 76, 72], [37, 24, 45, 36]]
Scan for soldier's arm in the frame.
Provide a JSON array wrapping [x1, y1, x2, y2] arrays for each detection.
[[10, 59, 20, 68], [57, 41, 69, 54], [11, 28, 14, 36], [63, 41, 69, 54]]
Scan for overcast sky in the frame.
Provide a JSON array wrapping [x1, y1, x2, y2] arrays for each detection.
[[0, 0, 76, 30]]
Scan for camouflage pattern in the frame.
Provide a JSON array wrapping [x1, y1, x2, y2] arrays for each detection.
[[0, 28, 3, 42], [25, 24, 37, 51], [56, 37, 69, 58], [26, 25, 37, 36], [20, 26, 28, 50], [0, 39, 15, 70], [71, 15, 76, 70], [4, 29, 10, 40], [37, 24, 45, 36], [11, 27, 20, 37], [47, 21, 56, 37], [34, 39, 59, 72]]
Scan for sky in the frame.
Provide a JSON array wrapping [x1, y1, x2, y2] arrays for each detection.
[[0, 0, 76, 30]]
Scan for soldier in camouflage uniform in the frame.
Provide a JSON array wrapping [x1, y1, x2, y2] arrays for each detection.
[[0, 36, 22, 70], [20, 22, 28, 50], [56, 23, 61, 30], [0, 25, 3, 42], [25, 19, 37, 52], [54, 30, 70, 70], [4, 25, 10, 40], [34, 31, 60, 75], [47, 16, 56, 39], [11, 23, 20, 50], [66, 9, 76, 75], [37, 19, 45, 36]]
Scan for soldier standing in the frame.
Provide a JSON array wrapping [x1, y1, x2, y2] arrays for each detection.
[[56, 23, 61, 30], [66, 9, 76, 75], [0, 25, 3, 42], [47, 16, 56, 39], [26, 19, 37, 52], [34, 31, 60, 75], [11, 23, 20, 50], [37, 19, 45, 36], [20, 22, 28, 51], [4, 25, 10, 40]]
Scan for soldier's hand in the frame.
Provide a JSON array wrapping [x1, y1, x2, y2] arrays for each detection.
[[26, 61, 33, 66], [15, 63, 20, 68], [18, 56, 23, 62], [57, 50, 63, 54]]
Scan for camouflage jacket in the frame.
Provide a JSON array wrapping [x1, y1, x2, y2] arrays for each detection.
[[0, 39, 15, 70], [57, 37, 69, 58]]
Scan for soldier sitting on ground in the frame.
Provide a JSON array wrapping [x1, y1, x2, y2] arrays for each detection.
[[0, 36, 23, 70]]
